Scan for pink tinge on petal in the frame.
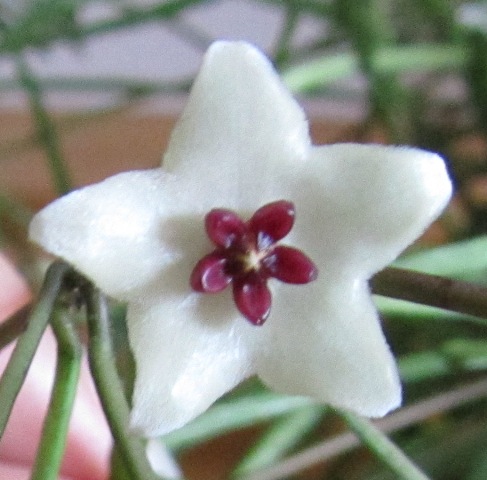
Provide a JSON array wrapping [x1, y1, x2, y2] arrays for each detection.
[[190, 253, 232, 292], [264, 246, 318, 284], [249, 200, 295, 248], [0, 254, 32, 323], [205, 209, 246, 248], [0, 330, 111, 480], [233, 277, 272, 325]]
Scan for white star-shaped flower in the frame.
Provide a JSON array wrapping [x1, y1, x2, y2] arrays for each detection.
[[29, 41, 452, 436]]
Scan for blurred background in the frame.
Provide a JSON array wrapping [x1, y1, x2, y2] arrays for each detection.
[[1, 1, 487, 479]]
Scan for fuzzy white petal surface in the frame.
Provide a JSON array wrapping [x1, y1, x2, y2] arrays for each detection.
[[146, 439, 182, 479], [292, 144, 452, 276], [29, 170, 208, 302], [257, 279, 401, 417], [253, 142, 451, 415], [162, 41, 311, 211], [128, 297, 255, 436]]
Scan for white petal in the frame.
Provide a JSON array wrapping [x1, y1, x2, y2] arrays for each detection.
[[128, 298, 255, 436], [162, 41, 311, 210], [29, 170, 183, 301], [146, 439, 182, 479], [253, 143, 450, 415], [285, 144, 452, 276], [257, 279, 401, 417]]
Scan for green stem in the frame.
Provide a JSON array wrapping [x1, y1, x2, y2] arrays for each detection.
[[331, 0, 408, 141], [31, 310, 82, 480], [336, 409, 430, 480], [0, 76, 192, 94], [85, 287, 160, 480], [371, 267, 487, 320], [0, 0, 207, 53], [16, 57, 72, 195], [0, 261, 70, 439], [165, 19, 213, 51], [247, 379, 487, 480], [110, 447, 133, 480], [0, 97, 159, 168], [0, 191, 33, 228], [262, 0, 331, 17], [410, 0, 457, 40], [233, 405, 325, 476], [83, 0, 207, 38], [464, 31, 487, 132], [164, 393, 314, 451], [273, 5, 299, 67]]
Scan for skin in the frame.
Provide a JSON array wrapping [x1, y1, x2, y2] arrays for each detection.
[[0, 253, 111, 480]]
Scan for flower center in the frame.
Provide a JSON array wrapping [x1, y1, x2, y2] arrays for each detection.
[[190, 200, 318, 326]]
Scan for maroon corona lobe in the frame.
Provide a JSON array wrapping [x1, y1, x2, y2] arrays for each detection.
[[190, 200, 318, 325]]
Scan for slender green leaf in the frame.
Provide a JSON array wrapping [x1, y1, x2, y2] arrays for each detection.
[[398, 351, 451, 383], [442, 338, 487, 370], [0, 261, 69, 438], [164, 394, 315, 451], [337, 410, 430, 480], [233, 405, 326, 476], [283, 44, 465, 93], [395, 237, 487, 282]]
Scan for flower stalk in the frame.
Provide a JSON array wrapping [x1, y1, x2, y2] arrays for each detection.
[[371, 266, 487, 320], [84, 286, 161, 480], [31, 309, 82, 480], [0, 260, 70, 439]]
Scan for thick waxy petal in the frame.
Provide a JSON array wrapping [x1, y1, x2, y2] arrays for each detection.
[[233, 277, 272, 325], [289, 144, 452, 277], [162, 42, 311, 210], [264, 246, 318, 284], [205, 209, 246, 248], [249, 200, 295, 248], [29, 170, 212, 303], [29, 170, 172, 301], [190, 252, 231, 292], [256, 279, 401, 417], [128, 300, 254, 436]]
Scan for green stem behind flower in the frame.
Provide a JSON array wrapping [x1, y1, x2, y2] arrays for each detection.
[[371, 267, 487, 321], [31, 309, 82, 480], [273, 4, 300, 67], [233, 405, 326, 477], [0, 261, 69, 439], [245, 379, 487, 480], [83, 0, 207, 39], [16, 57, 72, 196], [85, 287, 160, 480], [336, 409, 430, 480], [110, 447, 134, 480]]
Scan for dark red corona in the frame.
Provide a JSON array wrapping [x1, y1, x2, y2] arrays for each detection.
[[190, 200, 318, 325]]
